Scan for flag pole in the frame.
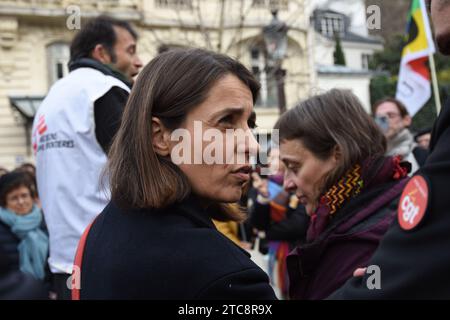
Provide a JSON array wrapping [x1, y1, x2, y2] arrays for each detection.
[[429, 51, 442, 115]]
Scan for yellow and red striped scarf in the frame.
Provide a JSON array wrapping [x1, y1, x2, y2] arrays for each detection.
[[321, 164, 363, 215]]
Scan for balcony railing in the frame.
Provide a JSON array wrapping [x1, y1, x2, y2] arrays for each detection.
[[0, 0, 140, 16]]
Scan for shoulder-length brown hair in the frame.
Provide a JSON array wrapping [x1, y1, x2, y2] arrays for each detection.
[[107, 48, 260, 210], [274, 89, 386, 192]]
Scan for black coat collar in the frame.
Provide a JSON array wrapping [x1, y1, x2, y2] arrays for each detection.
[[173, 194, 217, 229], [172, 195, 251, 258], [68, 58, 132, 88]]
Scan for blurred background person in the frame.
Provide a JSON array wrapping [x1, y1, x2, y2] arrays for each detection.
[[31, 15, 142, 300], [373, 98, 428, 172], [275, 89, 410, 300], [0, 171, 49, 284], [0, 167, 9, 178], [16, 163, 40, 208], [414, 127, 432, 150], [248, 148, 309, 299], [17, 163, 36, 178]]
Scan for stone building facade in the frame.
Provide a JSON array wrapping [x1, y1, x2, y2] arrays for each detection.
[[0, 0, 313, 169]]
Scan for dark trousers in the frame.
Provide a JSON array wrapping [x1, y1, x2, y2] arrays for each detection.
[[52, 273, 72, 300]]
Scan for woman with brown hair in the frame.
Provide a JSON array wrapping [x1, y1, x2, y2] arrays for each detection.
[[75, 48, 276, 299], [275, 89, 410, 300]]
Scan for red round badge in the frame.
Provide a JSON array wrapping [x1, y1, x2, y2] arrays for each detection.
[[398, 175, 429, 230]]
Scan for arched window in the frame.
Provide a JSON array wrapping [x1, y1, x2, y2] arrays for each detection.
[[46, 42, 70, 86], [250, 46, 278, 108]]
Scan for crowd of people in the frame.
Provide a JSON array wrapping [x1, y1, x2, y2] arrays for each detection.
[[1, 0, 450, 300]]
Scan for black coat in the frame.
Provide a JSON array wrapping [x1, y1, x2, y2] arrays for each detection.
[[248, 190, 309, 242], [329, 98, 450, 299], [80, 196, 277, 300], [0, 220, 20, 271], [0, 222, 47, 299]]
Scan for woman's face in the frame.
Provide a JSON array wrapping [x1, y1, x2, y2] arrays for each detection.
[[171, 74, 259, 203], [268, 148, 285, 175], [6, 185, 34, 216], [280, 139, 338, 215]]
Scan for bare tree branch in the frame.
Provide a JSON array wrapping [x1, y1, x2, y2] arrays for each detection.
[[284, 0, 308, 30], [148, 28, 166, 47], [225, 0, 255, 56], [174, 5, 196, 47], [217, 0, 227, 52], [192, 0, 213, 50]]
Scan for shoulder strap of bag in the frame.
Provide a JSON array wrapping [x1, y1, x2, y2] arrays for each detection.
[[71, 219, 96, 300]]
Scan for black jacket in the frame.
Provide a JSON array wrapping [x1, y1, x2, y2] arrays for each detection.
[[412, 146, 428, 167], [0, 220, 20, 271], [0, 222, 47, 299], [0, 263, 47, 299], [80, 196, 277, 300], [248, 191, 309, 243], [329, 98, 450, 299]]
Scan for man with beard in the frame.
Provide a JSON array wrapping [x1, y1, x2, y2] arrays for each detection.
[[32, 16, 142, 300]]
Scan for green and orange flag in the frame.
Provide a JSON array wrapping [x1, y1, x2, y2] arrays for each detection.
[[396, 0, 435, 116]]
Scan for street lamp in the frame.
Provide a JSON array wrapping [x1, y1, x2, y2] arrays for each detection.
[[263, 9, 288, 114]]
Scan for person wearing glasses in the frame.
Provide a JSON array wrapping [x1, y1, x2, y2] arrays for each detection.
[[0, 171, 49, 283], [372, 98, 428, 174]]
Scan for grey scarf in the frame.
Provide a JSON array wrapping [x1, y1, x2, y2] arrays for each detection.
[[386, 128, 415, 158]]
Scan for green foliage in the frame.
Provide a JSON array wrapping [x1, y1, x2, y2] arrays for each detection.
[[412, 99, 437, 130], [333, 33, 346, 66], [369, 34, 405, 75], [370, 74, 396, 108]]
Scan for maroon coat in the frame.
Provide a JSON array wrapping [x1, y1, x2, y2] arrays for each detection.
[[287, 157, 409, 300]]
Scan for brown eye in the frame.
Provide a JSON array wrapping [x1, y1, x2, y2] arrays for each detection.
[[128, 46, 136, 55], [219, 115, 233, 126]]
